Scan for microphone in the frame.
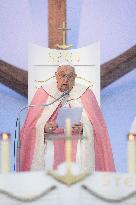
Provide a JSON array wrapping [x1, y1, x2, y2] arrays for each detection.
[[15, 89, 70, 172], [17, 89, 69, 117]]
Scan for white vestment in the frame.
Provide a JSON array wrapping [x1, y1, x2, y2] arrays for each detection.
[[31, 82, 95, 172]]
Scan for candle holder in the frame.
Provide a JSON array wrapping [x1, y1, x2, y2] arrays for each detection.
[[47, 118, 91, 186], [47, 135, 90, 186], [48, 153, 90, 186]]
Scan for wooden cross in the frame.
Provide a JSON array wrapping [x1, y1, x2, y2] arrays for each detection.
[[48, 0, 66, 48]]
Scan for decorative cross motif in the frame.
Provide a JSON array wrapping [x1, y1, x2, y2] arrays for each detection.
[[56, 22, 72, 50], [48, 118, 90, 186]]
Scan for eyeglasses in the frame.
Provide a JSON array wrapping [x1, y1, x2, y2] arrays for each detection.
[[58, 74, 75, 80]]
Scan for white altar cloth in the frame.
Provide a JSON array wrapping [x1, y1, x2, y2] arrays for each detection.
[[0, 171, 135, 205]]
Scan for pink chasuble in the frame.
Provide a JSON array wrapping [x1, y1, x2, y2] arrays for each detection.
[[81, 88, 115, 171], [19, 87, 77, 171], [19, 86, 115, 172], [19, 88, 49, 171]]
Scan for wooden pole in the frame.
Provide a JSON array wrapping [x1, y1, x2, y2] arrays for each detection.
[[48, 0, 66, 48]]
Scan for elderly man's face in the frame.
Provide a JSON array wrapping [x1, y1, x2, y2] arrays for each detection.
[[55, 65, 77, 92]]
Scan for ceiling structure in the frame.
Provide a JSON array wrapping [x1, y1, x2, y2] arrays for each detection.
[[0, 0, 136, 97]]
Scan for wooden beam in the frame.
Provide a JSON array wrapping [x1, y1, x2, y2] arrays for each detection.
[[48, 0, 66, 48], [101, 44, 136, 88], [0, 60, 28, 96], [0, 46, 136, 97]]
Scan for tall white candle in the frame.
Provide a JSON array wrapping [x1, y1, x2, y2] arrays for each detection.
[[128, 134, 136, 173], [1, 133, 10, 173], [128, 118, 136, 173], [65, 118, 71, 174]]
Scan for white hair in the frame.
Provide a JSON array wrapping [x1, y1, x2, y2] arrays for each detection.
[[57, 63, 75, 72]]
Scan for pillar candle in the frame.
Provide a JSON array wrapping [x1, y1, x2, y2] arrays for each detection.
[[128, 133, 136, 173], [128, 117, 136, 173], [65, 118, 71, 173], [1, 133, 10, 173]]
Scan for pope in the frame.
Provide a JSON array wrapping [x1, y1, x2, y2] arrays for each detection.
[[20, 65, 115, 172]]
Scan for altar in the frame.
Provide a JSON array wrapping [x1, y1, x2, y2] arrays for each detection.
[[0, 171, 135, 205]]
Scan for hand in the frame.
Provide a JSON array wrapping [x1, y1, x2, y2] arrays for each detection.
[[44, 121, 58, 134], [72, 122, 83, 135]]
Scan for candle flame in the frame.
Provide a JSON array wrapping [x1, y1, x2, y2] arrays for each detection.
[[2, 133, 9, 140], [128, 133, 136, 141]]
